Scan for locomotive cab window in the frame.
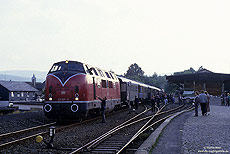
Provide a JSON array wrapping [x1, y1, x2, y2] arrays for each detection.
[[49, 61, 85, 74]]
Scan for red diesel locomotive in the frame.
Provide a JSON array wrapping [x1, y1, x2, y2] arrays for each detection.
[[43, 60, 121, 121]]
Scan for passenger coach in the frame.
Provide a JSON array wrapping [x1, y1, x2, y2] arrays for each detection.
[[118, 76, 161, 105]]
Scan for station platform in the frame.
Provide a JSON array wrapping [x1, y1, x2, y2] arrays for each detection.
[[136, 97, 230, 154]]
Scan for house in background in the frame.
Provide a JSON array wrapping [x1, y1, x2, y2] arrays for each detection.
[[0, 80, 38, 103]]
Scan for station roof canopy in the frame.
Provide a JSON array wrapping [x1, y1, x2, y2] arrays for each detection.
[[166, 69, 230, 82], [0, 81, 38, 92]]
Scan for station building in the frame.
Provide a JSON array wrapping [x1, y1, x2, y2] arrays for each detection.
[[166, 69, 230, 96], [0, 80, 38, 102]]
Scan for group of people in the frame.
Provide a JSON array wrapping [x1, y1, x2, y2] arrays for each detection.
[[221, 93, 230, 106], [150, 94, 161, 112], [194, 90, 210, 116]]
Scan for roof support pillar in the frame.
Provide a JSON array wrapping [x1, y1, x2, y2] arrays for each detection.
[[203, 83, 206, 91], [193, 81, 196, 92], [222, 83, 225, 93]]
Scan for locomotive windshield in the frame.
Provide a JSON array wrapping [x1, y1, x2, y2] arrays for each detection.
[[49, 61, 86, 74]]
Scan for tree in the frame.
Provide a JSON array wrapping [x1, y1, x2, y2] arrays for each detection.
[[124, 63, 144, 81], [174, 67, 196, 75]]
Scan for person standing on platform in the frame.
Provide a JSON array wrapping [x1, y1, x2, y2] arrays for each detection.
[[221, 93, 225, 105], [226, 93, 230, 106], [164, 95, 168, 105], [156, 94, 160, 109], [194, 91, 200, 116], [199, 90, 208, 116], [151, 96, 156, 112], [97, 96, 107, 123], [179, 94, 183, 105], [134, 96, 139, 110], [205, 91, 211, 115]]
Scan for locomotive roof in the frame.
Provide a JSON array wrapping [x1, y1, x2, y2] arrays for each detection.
[[54, 60, 115, 73]]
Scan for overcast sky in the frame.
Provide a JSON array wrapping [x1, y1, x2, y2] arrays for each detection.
[[0, 0, 230, 76]]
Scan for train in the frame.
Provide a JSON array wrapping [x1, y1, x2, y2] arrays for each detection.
[[43, 60, 161, 121]]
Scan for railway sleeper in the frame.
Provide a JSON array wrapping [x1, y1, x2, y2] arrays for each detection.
[[91, 148, 119, 153]]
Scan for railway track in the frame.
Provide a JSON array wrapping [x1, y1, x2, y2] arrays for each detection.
[[0, 122, 56, 149], [69, 103, 192, 154], [0, 107, 130, 150]]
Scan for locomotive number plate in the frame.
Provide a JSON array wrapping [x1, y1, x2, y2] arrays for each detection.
[[61, 91, 66, 95]]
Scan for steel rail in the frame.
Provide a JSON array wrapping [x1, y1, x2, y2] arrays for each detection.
[[0, 107, 130, 149], [69, 103, 190, 154], [0, 122, 56, 139], [69, 105, 151, 154], [0, 131, 48, 148], [158, 103, 185, 115], [77, 103, 188, 154], [69, 104, 167, 154], [116, 104, 194, 154]]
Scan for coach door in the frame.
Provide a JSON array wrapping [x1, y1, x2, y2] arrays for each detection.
[[92, 77, 96, 99]]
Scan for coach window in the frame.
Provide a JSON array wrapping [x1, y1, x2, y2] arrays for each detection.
[[21, 92, 24, 97], [102, 80, 107, 88], [17, 92, 20, 97], [11, 92, 14, 97]]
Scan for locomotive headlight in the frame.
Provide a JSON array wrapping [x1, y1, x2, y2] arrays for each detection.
[[48, 93, 53, 101], [75, 93, 79, 101]]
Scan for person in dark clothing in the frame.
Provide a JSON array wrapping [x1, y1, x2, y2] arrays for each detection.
[[226, 93, 230, 106], [151, 96, 156, 112], [199, 90, 208, 116], [134, 96, 139, 110], [97, 96, 107, 123], [178, 94, 183, 105], [156, 95, 160, 109], [194, 91, 200, 116]]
